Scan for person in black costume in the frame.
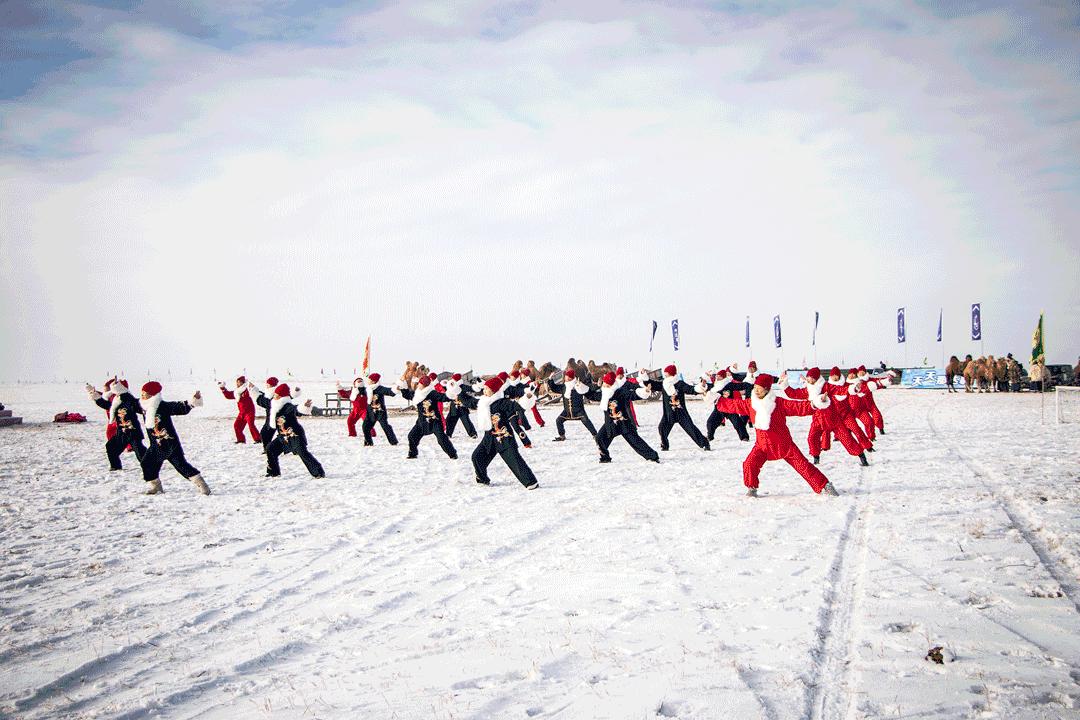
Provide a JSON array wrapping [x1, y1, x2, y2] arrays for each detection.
[[471, 376, 539, 489], [138, 381, 211, 495], [86, 379, 147, 470], [361, 372, 399, 446], [264, 383, 324, 478], [444, 373, 478, 439], [595, 372, 659, 463], [399, 375, 457, 459], [704, 369, 752, 442], [547, 369, 598, 442], [641, 365, 710, 452]]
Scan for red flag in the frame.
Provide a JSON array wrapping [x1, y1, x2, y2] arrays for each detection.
[[362, 336, 371, 375]]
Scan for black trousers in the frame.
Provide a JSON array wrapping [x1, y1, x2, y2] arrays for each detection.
[[658, 410, 709, 450], [407, 419, 457, 458], [445, 411, 476, 439], [471, 432, 538, 487], [266, 436, 324, 477], [705, 409, 728, 440], [362, 411, 399, 445], [597, 421, 658, 462], [141, 440, 199, 481], [260, 424, 274, 450], [555, 412, 598, 439], [106, 430, 146, 470], [725, 414, 751, 441]]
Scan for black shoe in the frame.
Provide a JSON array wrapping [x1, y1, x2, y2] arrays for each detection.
[[661, 447, 669, 452], [599, 457, 612, 464], [363, 441, 373, 447], [859, 453, 869, 467], [702, 443, 711, 452], [812, 455, 820, 465], [552, 437, 566, 442], [448, 454, 458, 460], [406, 454, 417, 459], [866, 447, 875, 453], [266, 471, 281, 477], [312, 473, 325, 479], [880, 428, 886, 435], [650, 458, 660, 463], [707, 435, 715, 442], [475, 476, 490, 485]]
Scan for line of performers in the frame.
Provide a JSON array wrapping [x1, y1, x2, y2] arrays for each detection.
[[86, 363, 890, 498]]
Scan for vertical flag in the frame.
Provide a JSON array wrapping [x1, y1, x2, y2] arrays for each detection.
[[649, 320, 658, 352], [971, 303, 982, 341], [671, 319, 680, 351], [812, 311, 819, 347], [362, 336, 371, 375], [773, 315, 782, 348], [936, 308, 942, 342], [744, 316, 750, 349], [1031, 313, 1045, 366], [897, 307, 906, 343]]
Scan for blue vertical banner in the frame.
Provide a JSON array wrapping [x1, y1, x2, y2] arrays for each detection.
[[971, 303, 981, 341], [744, 316, 750, 348], [897, 307, 906, 343], [671, 319, 680, 351], [773, 315, 782, 348], [812, 311, 819, 347], [936, 309, 942, 342], [649, 320, 658, 352]]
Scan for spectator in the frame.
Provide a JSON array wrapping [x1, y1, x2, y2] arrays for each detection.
[[1074, 356, 1080, 385]]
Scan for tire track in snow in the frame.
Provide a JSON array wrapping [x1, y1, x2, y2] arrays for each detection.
[[802, 442, 883, 720], [927, 400, 1080, 616]]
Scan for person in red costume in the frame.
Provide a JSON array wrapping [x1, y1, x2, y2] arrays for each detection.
[[845, 369, 877, 442], [856, 365, 887, 434], [781, 368, 868, 466], [218, 375, 261, 444], [713, 374, 839, 497], [335, 377, 375, 439], [822, 367, 874, 454]]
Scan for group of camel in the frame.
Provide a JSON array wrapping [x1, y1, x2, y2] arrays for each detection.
[[945, 354, 1022, 393]]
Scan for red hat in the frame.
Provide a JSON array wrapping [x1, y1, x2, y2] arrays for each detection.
[[104, 378, 115, 389], [274, 383, 291, 397], [564, 369, 576, 380], [141, 381, 162, 396], [748, 360, 758, 370], [847, 368, 858, 377], [664, 364, 677, 376], [602, 371, 616, 386], [368, 373, 381, 383], [237, 375, 246, 384], [418, 375, 431, 387], [754, 374, 774, 391], [716, 368, 730, 379], [116, 379, 129, 389], [498, 371, 510, 381], [806, 367, 822, 382], [484, 377, 504, 393], [354, 377, 364, 385], [858, 365, 867, 373], [266, 376, 279, 386], [829, 367, 841, 378], [452, 373, 462, 381]]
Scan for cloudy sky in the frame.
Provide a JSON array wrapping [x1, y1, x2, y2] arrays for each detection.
[[2, 0, 1078, 381]]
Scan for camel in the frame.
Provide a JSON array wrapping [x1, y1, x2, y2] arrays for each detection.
[[945, 355, 962, 393], [962, 356, 977, 392]]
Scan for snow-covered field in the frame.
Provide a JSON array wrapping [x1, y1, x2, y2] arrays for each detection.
[[2, 382, 1079, 719]]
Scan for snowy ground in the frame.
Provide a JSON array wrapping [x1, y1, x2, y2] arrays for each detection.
[[1, 382, 1079, 719]]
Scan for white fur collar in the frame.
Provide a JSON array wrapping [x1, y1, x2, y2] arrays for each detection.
[[270, 395, 294, 427], [749, 390, 777, 431], [412, 383, 436, 406], [599, 384, 616, 410], [349, 385, 367, 402], [662, 375, 679, 396], [476, 391, 504, 431], [827, 377, 846, 387], [806, 376, 825, 398], [108, 390, 127, 421], [142, 394, 162, 425]]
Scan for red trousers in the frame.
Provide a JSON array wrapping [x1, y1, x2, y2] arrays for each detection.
[[869, 402, 884, 432], [531, 406, 545, 427], [856, 410, 876, 441], [346, 409, 377, 438], [742, 445, 829, 493], [809, 414, 863, 457], [830, 413, 873, 451], [234, 411, 260, 443]]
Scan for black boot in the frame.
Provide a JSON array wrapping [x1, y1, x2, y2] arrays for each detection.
[[859, 453, 869, 467], [812, 455, 820, 465]]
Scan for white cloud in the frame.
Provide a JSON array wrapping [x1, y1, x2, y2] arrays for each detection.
[[1, 0, 1078, 380]]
